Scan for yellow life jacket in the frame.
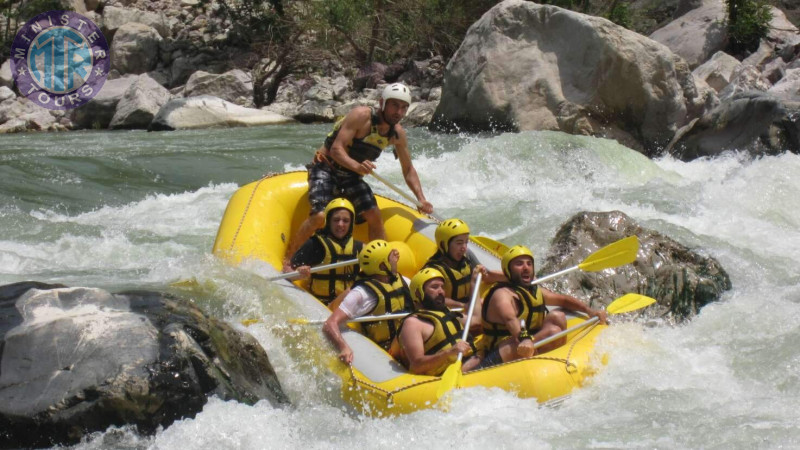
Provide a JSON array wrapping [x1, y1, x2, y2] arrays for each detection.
[[424, 254, 474, 304], [481, 283, 547, 351], [357, 276, 413, 349], [399, 309, 464, 376], [324, 111, 396, 167], [308, 233, 358, 304]]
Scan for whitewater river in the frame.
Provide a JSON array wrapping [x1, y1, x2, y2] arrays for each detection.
[[2, 125, 799, 449]]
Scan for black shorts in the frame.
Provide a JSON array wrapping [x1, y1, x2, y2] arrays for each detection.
[[307, 161, 377, 218]]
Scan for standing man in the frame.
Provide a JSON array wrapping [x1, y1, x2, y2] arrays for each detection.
[[323, 240, 414, 364], [284, 83, 433, 270], [479, 245, 608, 368]]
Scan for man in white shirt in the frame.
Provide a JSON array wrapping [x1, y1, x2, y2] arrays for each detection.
[[323, 240, 413, 364]]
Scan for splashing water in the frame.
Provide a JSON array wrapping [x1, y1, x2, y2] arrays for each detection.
[[2, 125, 799, 448]]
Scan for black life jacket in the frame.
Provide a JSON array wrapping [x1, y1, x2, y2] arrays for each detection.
[[481, 282, 547, 351]]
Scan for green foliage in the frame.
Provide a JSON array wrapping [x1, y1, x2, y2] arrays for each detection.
[[1, 0, 70, 62], [607, 2, 631, 28], [212, 0, 288, 46], [725, 0, 773, 54]]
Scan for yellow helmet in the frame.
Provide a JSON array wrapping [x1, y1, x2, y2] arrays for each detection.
[[435, 218, 470, 254], [324, 197, 355, 221], [409, 267, 445, 304], [359, 239, 393, 276], [501, 245, 534, 279]]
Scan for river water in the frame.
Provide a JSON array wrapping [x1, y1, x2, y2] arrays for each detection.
[[2, 125, 799, 449]]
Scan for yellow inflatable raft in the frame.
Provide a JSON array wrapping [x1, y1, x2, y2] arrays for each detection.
[[212, 171, 608, 415]]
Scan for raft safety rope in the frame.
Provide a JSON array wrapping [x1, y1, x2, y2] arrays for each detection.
[[228, 173, 273, 251], [345, 320, 599, 403]]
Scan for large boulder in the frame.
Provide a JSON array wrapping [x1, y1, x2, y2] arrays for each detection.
[[110, 74, 173, 129], [431, 0, 714, 155], [183, 69, 254, 107], [0, 282, 287, 447], [0, 97, 70, 133], [101, 5, 171, 40], [649, 0, 727, 69], [692, 51, 742, 92], [70, 75, 139, 129], [0, 60, 12, 89], [149, 95, 294, 130], [538, 211, 731, 320], [110, 23, 162, 76], [768, 68, 800, 102], [667, 91, 800, 160]]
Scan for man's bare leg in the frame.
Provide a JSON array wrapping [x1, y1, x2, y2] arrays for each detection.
[[363, 207, 386, 241], [283, 212, 324, 271]]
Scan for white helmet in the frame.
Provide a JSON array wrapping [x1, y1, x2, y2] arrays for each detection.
[[381, 83, 412, 106]]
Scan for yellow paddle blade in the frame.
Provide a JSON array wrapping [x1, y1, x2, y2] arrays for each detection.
[[241, 318, 263, 326], [578, 236, 639, 272], [470, 236, 509, 256], [607, 293, 656, 315], [436, 359, 463, 399]]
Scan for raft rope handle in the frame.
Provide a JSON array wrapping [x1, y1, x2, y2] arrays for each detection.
[[344, 320, 600, 404], [228, 173, 273, 252], [347, 364, 442, 402]]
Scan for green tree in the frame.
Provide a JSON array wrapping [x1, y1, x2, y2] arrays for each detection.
[[1, 0, 68, 63], [726, 0, 773, 54]]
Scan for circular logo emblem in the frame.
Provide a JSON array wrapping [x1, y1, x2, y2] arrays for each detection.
[[10, 11, 110, 110]]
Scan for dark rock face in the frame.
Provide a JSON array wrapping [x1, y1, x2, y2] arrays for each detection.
[[0, 282, 287, 448], [668, 92, 800, 160], [538, 211, 731, 320]]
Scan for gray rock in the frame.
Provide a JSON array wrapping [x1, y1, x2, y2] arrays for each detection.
[[0, 60, 12, 89], [354, 62, 386, 91], [768, 68, 800, 101], [693, 51, 742, 92], [668, 91, 800, 160], [70, 75, 139, 129], [294, 99, 337, 123], [101, 5, 171, 39], [649, 0, 727, 69], [763, 58, 787, 84], [149, 95, 294, 131], [718, 65, 772, 101], [742, 41, 776, 69], [184, 69, 253, 107], [170, 54, 211, 87], [432, 0, 713, 154], [674, 0, 704, 18], [0, 86, 15, 103], [0, 97, 70, 133], [110, 23, 162, 76], [0, 282, 287, 447], [538, 211, 731, 320], [403, 100, 438, 128], [110, 74, 172, 129]]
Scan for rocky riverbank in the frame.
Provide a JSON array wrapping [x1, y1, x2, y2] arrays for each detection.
[[2, 0, 799, 159]]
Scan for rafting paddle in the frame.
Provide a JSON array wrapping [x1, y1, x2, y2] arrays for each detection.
[[436, 272, 482, 399], [532, 235, 640, 286], [369, 171, 508, 257], [241, 308, 466, 327], [268, 258, 358, 281], [530, 293, 656, 351], [369, 171, 442, 221]]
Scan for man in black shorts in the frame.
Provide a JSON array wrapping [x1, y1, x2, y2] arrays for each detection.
[[283, 83, 433, 270]]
